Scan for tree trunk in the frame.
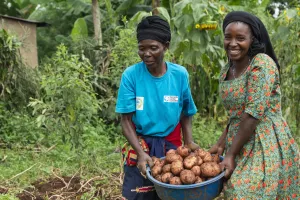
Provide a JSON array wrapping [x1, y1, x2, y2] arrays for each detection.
[[92, 0, 102, 46], [152, 0, 160, 15]]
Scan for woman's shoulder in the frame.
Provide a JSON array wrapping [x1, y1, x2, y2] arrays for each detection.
[[252, 53, 276, 67], [167, 61, 189, 75], [123, 62, 144, 75]]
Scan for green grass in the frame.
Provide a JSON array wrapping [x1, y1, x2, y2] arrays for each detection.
[[0, 134, 124, 199]]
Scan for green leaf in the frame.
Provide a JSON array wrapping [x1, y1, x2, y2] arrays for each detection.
[[286, 9, 297, 19], [71, 18, 88, 42], [192, 3, 206, 22], [156, 7, 171, 24]]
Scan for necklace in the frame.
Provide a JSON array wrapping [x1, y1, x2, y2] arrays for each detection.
[[231, 59, 251, 79]]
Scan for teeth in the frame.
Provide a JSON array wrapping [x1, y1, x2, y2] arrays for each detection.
[[229, 50, 240, 54]]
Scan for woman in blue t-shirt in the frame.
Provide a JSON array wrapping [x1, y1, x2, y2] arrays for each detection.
[[115, 15, 199, 200]]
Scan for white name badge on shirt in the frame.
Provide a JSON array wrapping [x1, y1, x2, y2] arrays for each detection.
[[164, 95, 179, 103], [136, 97, 144, 110]]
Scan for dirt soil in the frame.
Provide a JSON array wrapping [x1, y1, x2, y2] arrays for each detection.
[[0, 176, 122, 200]]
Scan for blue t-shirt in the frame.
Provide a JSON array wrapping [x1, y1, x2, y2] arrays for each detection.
[[115, 61, 197, 137]]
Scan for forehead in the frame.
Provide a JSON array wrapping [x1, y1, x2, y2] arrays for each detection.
[[224, 22, 252, 36], [138, 39, 163, 47]]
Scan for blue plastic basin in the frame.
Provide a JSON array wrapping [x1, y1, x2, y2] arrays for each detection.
[[146, 156, 225, 200]]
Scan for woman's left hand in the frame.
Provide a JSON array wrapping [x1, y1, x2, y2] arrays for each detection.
[[219, 154, 236, 179]]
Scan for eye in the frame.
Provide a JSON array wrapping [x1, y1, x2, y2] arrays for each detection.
[[151, 46, 158, 50], [236, 37, 245, 41], [224, 35, 231, 40]]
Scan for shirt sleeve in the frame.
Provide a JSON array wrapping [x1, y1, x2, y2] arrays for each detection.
[[115, 72, 136, 114], [245, 54, 276, 120], [182, 69, 197, 116]]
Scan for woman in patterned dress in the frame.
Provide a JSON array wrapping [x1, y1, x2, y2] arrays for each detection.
[[209, 11, 300, 199]]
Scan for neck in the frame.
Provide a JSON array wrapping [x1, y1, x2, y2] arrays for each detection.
[[232, 56, 251, 71], [147, 62, 167, 77]]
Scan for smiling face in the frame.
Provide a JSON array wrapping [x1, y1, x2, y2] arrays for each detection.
[[138, 39, 168, 71], [224, 22, 253, 62]]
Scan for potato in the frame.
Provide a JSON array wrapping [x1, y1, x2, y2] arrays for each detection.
[[176, 146, 190, 158], [152, 156, 160, 166], [166, 149, 176, 156], [162, 164, 171, 173], [195, 176, 203, 184], [196, 156, 203, 166], [165, 153, 183, 163], [155, 175, 162, 182], [211, 154, 220, 163], [151, 165, 162, 177], [180, 170, 196, 185], [203, 153, 213, 163], [161, 172, 173, 183], [169, 176, 182, 185], [183, 155, 198, 169], [191, 165, 201, 176], [171, 160, 184, 175], [195, 149, 207, 159], [200, 162, 222, 177]]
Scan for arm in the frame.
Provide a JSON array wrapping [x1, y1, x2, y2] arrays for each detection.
[[121, 113, 153, 175], [226, 113, 258, 157], [220, 114, 258, 178], [180, 115, 199, 150], [209, 124, 229, 155]]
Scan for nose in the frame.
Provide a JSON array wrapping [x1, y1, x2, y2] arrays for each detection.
[[229, 39, 237, 46], [144, 50, 151, 57]]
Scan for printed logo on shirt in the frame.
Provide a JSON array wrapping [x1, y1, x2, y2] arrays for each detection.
[[164, 95, 178, 103], [136, 97, 144, 110]]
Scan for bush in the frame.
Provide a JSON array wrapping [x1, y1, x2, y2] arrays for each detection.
[[29, 45, 99, 148]]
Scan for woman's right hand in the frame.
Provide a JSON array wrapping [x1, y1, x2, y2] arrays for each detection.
[[137, 151, 154, 177], [209, 143, 225, 155]]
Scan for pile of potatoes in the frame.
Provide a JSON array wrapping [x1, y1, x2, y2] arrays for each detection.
[[151, 146, 222, 185]]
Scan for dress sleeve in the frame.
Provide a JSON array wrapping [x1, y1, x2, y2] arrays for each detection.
[[182, 70, 197, 116], [115, 72, 136, 114], [245, 54, 277, 120]]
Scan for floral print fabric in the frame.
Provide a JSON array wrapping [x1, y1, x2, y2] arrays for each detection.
[[219, 53, 300, 199]]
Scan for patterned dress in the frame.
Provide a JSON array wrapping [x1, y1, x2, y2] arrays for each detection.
[[219, 53, 300, 199]]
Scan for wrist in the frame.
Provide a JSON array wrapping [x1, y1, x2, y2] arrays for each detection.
[[225, 150, 237, 158]]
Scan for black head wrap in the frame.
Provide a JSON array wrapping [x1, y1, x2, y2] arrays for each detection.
[[223, 11, 280, 70], [137, 15, 171, 44]]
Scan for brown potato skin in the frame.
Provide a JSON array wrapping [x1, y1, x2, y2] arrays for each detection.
[[165, 153, 183, 163], [169, 176, 182, 185], [166, 149, 176, 156], [195, 149, 207, 159], [152, 156, 160, 166], [151, 165, 162, 177], [155, 175, 162, 182], [195, 176, 203, 183], [183, 155, 198, 169], [161, 172, 173, 183], [162, 164, 171, 173], [196, 156, 203, 166], [200, 162, 221, 177], [191, 165, 201, 176], [203, 153, 213, 162], [176, 146, 190, 158], [180, 170, 196, 184], [171, 160, 184, 175]]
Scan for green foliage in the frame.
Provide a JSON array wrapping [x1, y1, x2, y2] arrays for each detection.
[[71, 18, 88, 42], [0, 29, 40, 109], [0, 194, 18, 200], [192, 114, 223, 150], [272, 8, 300, 141], [28, 45, 99, 148], [0, 103, 45, 145]]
